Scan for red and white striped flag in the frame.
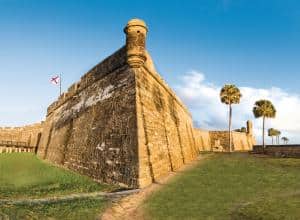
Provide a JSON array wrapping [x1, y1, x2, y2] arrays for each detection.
[[50, 75, 60, 85]]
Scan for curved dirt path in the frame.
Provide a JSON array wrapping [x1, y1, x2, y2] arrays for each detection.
[[100, 154, 210, 220], [0, 190, 140, 206]]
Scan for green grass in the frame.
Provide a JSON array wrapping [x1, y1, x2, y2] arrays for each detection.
[[144, 153, 300, 220], [0, 153, 117, 219], [0, 197, 108, 220], [0, 153, 117, 199]]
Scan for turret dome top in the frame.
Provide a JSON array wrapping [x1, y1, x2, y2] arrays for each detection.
[[124, 18, 148, 33]]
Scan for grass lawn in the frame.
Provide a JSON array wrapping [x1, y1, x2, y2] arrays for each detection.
[[0, 197, 108, 220], [144, 153, 300, 220], [0, 153, 118, 219], [0, 153, 116, 199]]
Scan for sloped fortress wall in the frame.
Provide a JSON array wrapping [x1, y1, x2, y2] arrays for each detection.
[[0, 123, 43, 146], [37, 18, 200, 188], [193, 129, 211, 151], [135, 60, 198, 187], [37, 48, 139, 188], [124, 19, 199, 187]]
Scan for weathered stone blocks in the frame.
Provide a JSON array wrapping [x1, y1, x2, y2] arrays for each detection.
[[0, 123, 43, 148]]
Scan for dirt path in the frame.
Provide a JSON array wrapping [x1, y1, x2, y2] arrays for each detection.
[[100, 154, 210, 220], [0, 190, 139, 206]]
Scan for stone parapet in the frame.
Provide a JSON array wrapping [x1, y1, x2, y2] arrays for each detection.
[[47, 47, 127, 116], [0, 122, 43, 148]]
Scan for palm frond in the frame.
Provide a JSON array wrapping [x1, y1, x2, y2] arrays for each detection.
[[220, 84, 242, 105], [252, 99, 276, 118]]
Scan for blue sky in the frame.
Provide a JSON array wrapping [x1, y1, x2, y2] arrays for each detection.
[[1, 0, 300, 143]]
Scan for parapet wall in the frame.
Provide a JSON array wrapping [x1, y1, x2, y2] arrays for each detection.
[[253, 145, 300, 158], [209, 130, 254, 152], [0, 123, 43, 147], [46, 47, 127, 116]]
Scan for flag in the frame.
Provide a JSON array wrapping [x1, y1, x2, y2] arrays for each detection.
[[51, 75, 60, 85]]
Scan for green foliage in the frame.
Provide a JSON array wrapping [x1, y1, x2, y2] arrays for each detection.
[[268, 128, 276, 137], [235, 127, 247, 132], [240, 127, 247, 132], [253, 100, 276, 118], [220, 84, 242, 105], [0, 153, 117, 199], [281, 137, 289, 144], [274, 129, 281, 136], [144, 154, 300, 220], [0, 197, 108, 220], [268, 128, 280, 137]]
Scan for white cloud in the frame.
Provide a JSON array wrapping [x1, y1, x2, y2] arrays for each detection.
[[175, 70, 300, 144]]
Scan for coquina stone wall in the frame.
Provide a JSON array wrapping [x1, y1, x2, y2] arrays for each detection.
[[232, 131, 255, 151], [193, 129, 211, 151], [35, 19, 201, 188], [135, 62, 198, 187], [209, 121, 255, 152], [209, 131, 253, 152], [0, 123, 43, 147], [32, 18, 256, 188], [253, 145, 300, 158], [37, 47, 140, 188], [194, 127, 254, 152]]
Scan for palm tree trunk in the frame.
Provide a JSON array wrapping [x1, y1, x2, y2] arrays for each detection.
[[262, 116, 265, 149], [229, 104, 232, 152]]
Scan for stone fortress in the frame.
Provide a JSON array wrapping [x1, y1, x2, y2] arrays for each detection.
[[0, 19, 255, 188]]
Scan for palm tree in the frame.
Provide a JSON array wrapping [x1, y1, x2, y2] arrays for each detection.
[[253, 100, 276, 149], [281, 137, 289, 145], [220, 84, 242, 152], [275, 130, 281, 144], [268, 128, 276, 145]]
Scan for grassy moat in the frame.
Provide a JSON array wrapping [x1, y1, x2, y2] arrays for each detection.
[[0, 153, 116, 219], [143, 153, 300, 220], [0, 153, 116, 199]]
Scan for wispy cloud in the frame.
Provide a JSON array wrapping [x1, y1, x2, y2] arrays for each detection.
[[175, 70, 300, 144]]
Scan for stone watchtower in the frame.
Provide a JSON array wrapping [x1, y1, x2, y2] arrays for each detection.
[[247, 120, 256, 146], [124, 19, 148, 68], [247, 120, 253, 136]]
